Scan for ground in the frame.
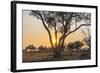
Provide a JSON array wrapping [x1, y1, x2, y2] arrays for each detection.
[[22, 50, 90, 63]]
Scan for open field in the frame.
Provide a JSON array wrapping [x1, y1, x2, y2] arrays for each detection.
[[23, 50, 90, 62]]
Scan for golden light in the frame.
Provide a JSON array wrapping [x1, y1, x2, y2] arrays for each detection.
[[52, 38, 56, 45]]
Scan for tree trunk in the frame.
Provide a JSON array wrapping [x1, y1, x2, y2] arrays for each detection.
[[54, 25, 57, 48], [53, 34, 66, 58], [39, 14, 54, 48]]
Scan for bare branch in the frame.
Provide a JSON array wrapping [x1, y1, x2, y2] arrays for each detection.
[[64, 13, 73, 30], [65, 24, 90, 37], [81, 29, 88, 38], [31, 11, 54, 48], [75, 21, 77, 29]]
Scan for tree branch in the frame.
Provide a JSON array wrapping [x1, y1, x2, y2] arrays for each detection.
[[31, 11, 54, 48], [81, 29, 88, 39], [65, 24, 91, 37], [58, 13, 73, 46], [64, 13, 73, 30]]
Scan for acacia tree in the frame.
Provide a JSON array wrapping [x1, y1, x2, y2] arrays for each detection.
[[67, 41, 84, 51], [30, 10, 91, 57]]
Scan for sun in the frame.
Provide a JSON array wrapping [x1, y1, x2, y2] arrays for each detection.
[[53, 38, 56, 45]]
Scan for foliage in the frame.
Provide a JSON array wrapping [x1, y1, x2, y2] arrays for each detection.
[[29, 10, 91, 57], [67, 41, 84, 51]]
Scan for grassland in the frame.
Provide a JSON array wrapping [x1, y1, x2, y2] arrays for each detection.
[[23, 50, 90, 63]]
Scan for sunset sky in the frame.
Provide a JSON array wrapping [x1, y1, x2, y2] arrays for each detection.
[[22, 10, 90, 49]]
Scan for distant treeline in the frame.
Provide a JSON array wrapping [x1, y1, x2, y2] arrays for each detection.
[[24, 41, 90, 52]]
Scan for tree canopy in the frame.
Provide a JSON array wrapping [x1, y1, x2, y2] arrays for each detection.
[[29, 10, 91, 57]]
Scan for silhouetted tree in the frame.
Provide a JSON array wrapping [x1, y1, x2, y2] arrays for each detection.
[[67, 41, 83, 51], [30, 10, 91, 57], [38, 45, 48, 52], [25, 45, 36, 51]]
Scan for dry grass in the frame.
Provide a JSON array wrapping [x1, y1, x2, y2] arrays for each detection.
[[22, 50, 90, 63]]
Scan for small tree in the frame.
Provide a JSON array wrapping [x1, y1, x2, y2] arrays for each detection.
[[25, 45, 36, 51], [67, 41, 83, 51], [67, 43, 75, 51], [38, 45, 48, 52]]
